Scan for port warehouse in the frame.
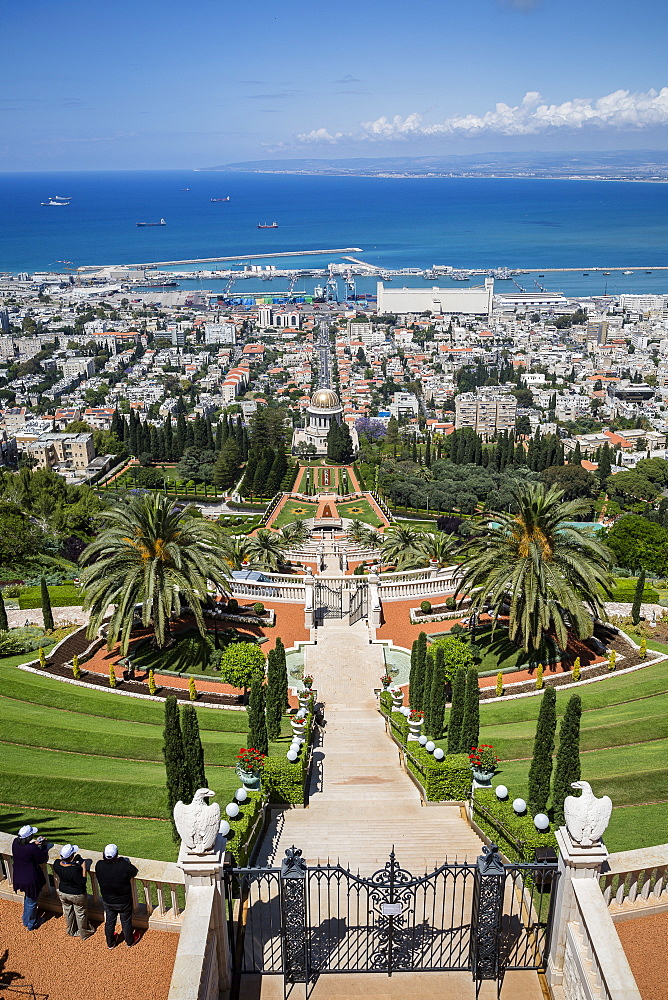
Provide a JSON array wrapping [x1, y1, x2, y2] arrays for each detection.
[[376, 278, 496, 317]]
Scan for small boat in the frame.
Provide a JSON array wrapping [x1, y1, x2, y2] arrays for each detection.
[[53, 195, 71, 201], [181, 188, 190, 191], [41, 199, 69, 206], [623, 270, 633, 275], [646, 270, 652, 274], [257, 222, 278, 229], [136, 218, 166, 227], [538, 274, 544, 277], [603, 271, 610, 275], [210, 196, 230, 202], [583, 272, 589, 276]]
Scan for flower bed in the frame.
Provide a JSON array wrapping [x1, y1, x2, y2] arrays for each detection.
[[409, 600, 470, 625]]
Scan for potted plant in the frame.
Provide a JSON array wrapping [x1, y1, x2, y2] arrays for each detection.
[[390, 686, 404, 710], [380, 673, 393, 691], [468, 744, 499, 787], [407, 708, 424, 741], [302, 675, 314, 690], [235, 747, 266, 791]]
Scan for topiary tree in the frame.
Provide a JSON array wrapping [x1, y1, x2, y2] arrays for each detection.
[[535, 664, 544, 690], [495, 671, 503, 698], [448, 665, 467, 754], [427, 646, 447, 741], [188, 677, 197, 701], [527, 687, 557, 814], [163, 695, 189, 840], [109, 664, 117, 688], [459, 667, 480, 754], [638, 640, 645, 661], [572, 656, 581, 682], [148, 668, 157, 694], [552, 694, 582, 825], [72, 654, 80, 679], [411, 632, 427, 711], [428, 634, 476, 681], [422, 650, 434, 732], [420, 600, 432, 615], [40, 577, 54, 633], [408, 638, 419, 707], [0, 590, 8, 632], [275, 637, 289, 709], [631, 570, 646, 627], [265, 647, 283, 741], [246, 669, 268, 756], [181, 704, 207, 793], [219, 642, 265, 697]]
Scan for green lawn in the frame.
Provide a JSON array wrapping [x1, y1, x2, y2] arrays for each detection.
[[18, 584, 82, 610], [337, 498, 383, 527], [271, 499, 318, 529]]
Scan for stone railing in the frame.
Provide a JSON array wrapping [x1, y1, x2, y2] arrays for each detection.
[[167, 884, 220, 1000], [601, 843, 668, 913], [230, 578, 306, 602], [0, 832, 184, 931], [563, 878, 641, 1000], [379, 574, 460, 601]]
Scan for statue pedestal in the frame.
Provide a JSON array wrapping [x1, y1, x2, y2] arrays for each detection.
[[177, 834, 230, 991], [546, 826, 609, 988]]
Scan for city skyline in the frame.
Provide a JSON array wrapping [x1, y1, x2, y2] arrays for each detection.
[[1, 0, 668, 170]]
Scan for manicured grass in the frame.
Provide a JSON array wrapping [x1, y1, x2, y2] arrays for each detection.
[[18, 584, 82, 610], [337, 498, 383, 527], [395, 518, 439, 532], [271, 499, 318, 529]]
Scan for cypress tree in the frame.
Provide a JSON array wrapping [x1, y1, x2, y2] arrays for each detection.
[[215, 419, 224, 450], [631, 569, 645, 627], [0, 590, 8, 632], [175, 412, 187, 458], [412, 632, 427, 711], [552, 694, 582, 825], [246, 670, 268, 756], [527, 687, 557, 814], [275, 637, 289, 709], [181, 704, 207, 793], [448, 665, 467, 754], [428, 646, 447, 740], [164, 414, 174, 460], [422, 650, 434, 730], [424, 433, 431, 469], [163, 696, 188, 840], [40, 577, 54, 632], [459, 667, 480, 754], [265, 647, 283, 741], [408, 638, 419, 706]]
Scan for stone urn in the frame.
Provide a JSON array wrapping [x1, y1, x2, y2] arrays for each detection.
[[471, 768, 495, 788], [407, 716, 424, 741], [291, 718, 307, 740], [390, 687, 404, 710], [235, 765, 261, 791]]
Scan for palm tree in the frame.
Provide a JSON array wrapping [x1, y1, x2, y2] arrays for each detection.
[[280, 518, 310, 548], [345, 519, 367, 545], [79, 493, 231, 654], [417, 532, 453, 567], [246, 529, 288, 572], [380, 524, 427, 570], [456, 483, 613, 654], [220, 534, 250, 570], [360, 527, 383, 551]]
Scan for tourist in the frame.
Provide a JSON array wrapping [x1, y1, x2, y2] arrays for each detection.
[[12, 824, 49, 931], [94, 844, 140, 949], [53, 844, 93, 940]]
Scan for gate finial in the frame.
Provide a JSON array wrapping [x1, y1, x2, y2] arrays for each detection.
[[282, 845, 307, 877], [477, 844, 505, 874]]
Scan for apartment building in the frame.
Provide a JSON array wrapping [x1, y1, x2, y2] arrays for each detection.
[[23, 432, 95, 472], [455, 392, 517, 439]]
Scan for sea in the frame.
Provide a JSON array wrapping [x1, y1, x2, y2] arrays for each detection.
[[1, 169, 668, 298]]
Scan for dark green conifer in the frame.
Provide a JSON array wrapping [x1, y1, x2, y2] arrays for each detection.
[[163, 696, 188, 841], [408, 639, 419, 705], [427, 646, 447, 740], [631, 569, 646, 627], [411, 632, 427, 711], [40, 577, 54, 632], [459, 666, 480, 754], [181, 704, 207, 793], [0, 590, 8, 632], [246, 670, 268, 756], [447, 665, 467, 754], [265, 647, 283, 741], [275, 636, 289, 709], [527, 687, 557, 814], [552, 694, 582, 825]]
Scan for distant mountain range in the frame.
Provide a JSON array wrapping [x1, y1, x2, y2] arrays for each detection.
[[203, 150, 668, 180]]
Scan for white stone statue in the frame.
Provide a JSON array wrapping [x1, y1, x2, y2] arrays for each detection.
[[174, 788, 221, 854], [564, 780, 612, 846]]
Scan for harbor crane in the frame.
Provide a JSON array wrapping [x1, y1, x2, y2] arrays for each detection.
[[344, 271, 356, 299]]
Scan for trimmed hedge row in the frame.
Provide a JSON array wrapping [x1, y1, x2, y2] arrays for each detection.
[[262, 709, 314, 804], [472, 790, 557, 864], [379, 697, 471, 802], [225, 790, 265, 866]]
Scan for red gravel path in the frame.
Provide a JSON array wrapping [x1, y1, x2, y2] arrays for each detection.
[[617, 912, 668, 1000], [0, 897, 178, 1000]]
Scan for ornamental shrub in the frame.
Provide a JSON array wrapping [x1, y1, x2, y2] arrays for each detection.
[[109, 664, 117, 688], [445, 596, 457, 611], [411, 632, 427, 712], [40, 577, 54, 633], [527, 686, 557, 815], [72, 654, 80, 679], [448, 665, 466, 754], [253, 602, 265, 615], [429, 634, 476, 681], [473, 790, 557, 864], [552, 694, 582, 825], [403, 748, 471, 801], [148, 668, 157, 694], [638, 639, 646, 661], [39, 647, 46, 668], [427, 646, 447, 741], [535, 664, 544, 690], [219, 642, 266, 694], [572, 657, 581, 682], [188, 677, 197, 701], [420, 600, 432, 615], [608, 649, 617, 670], [495, 671, 503, 698]]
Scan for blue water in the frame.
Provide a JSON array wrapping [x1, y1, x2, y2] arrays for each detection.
[[1, 170, 667, 295]]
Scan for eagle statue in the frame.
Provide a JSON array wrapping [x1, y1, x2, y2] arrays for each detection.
[[564, 780, 612, 846], [174, 788, 221, 854]]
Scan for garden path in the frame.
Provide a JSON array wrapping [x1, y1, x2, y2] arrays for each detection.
[[255, 619, 484, 874]]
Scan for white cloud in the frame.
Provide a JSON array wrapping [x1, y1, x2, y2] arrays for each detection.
[[293, 87, 668, 145]]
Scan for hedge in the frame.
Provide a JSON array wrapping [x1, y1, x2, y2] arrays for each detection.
[[224, 790, 265, 866], [609, 582, 659, 603], [472, 790, 557, 864], [262, 709, 314, 804], [379, 697, 470, 801]]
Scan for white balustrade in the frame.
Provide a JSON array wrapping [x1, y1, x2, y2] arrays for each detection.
[[600, 844, 668, 911]]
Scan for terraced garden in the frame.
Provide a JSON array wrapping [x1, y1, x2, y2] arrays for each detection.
[[0, 650, 291, 861], [456, 657, 668, 853]]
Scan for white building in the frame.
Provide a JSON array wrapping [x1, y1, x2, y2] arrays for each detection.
[[377, 279, 494, 318], [204, 322, 236, 345]]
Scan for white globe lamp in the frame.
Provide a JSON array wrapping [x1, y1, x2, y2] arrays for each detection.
[[234, 787, 248, 803], [286, 749, 298, 762], [495, 785, 509, 800], [534, 813, 550, 831], [418, 735, 428, 746], [225, 802, 240, 819], [433, 748, 445, 761], [219, 820, 231, 837], [512, 798, 527, 815], [425, 741, 435, 753]]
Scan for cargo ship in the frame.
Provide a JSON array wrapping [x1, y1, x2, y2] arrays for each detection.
[[210, 196, 230, 202], [257, 222, 278, 229], [41, 198, 70, 206], [136, 218, 166, 227]]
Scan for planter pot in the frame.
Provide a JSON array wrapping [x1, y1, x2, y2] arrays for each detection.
[[381, 681, 391, 692], [471, 768, 495, 788], [235, 765, 261, 791], [298, 693, 311, 710], [291, 719, 307, 738], [391, 689, 404, 710], [407, 718, 424, 742]]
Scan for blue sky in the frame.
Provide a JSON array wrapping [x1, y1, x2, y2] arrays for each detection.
[[1, 0, 667, 169]]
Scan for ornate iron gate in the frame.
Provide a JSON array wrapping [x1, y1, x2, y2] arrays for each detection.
[[314, 581, 342, 621], [226, 845, 558, 994], [349, 581, 368, 625]]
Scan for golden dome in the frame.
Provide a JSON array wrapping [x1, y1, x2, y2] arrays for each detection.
[[311, 388, 340, 409]]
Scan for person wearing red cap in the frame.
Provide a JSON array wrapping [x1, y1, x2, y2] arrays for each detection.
[[53, 844, 93, 940]]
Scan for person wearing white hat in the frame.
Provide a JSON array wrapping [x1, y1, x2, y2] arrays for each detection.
[[95, 845, 139, 949], [12, 825, 49, 930], [53, 844, 93, 940]]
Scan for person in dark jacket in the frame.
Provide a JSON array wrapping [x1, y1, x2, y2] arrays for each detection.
[[12, 824, 49, 930], [94, 844, 140, 949], [53, 844, 93, 940]]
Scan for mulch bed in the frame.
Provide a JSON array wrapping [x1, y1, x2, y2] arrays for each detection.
[[28, 661, 245, 706]]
